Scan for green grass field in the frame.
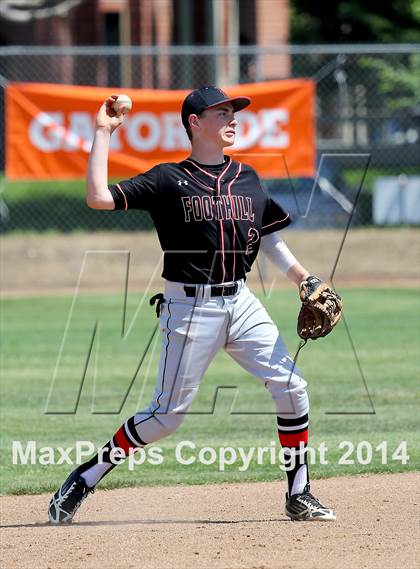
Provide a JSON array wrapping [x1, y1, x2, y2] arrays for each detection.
[[1, 288, 419, 494]]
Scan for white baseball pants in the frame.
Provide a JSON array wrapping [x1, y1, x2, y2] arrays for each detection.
[[133, 280, 309, 443]]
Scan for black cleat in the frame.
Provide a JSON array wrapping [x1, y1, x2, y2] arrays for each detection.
[[285, 483, 336, 521], [48, 467, 94, 524]]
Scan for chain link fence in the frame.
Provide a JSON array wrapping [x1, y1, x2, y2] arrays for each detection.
[[0, 44, 419, 232]]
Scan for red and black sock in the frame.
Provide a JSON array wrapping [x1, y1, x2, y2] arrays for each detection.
[[79, 416, 147, 487], [277, 413, 309, 496]]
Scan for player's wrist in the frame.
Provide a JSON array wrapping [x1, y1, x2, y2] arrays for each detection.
[[95, 125, 112, 135], [286, 263, 310, 287]]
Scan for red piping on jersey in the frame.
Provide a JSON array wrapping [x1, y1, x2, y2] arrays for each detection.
[[216, 158, 232, 283], [181, 167, 215, 192], [116, 183, 128, 211], [185, 159, 218, 179], [227, 162, 242, 281], [262, 213, 290, 230]]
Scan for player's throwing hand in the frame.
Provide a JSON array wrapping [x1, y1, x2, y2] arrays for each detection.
[[95, 95, 126, 133]]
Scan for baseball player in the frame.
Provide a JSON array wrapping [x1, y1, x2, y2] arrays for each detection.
[[48, 86, 337, 524]]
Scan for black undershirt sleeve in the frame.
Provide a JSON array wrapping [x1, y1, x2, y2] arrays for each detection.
[[108, 164, 161, 211]]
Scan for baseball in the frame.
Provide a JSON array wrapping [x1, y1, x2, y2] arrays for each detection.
[[112, 94, 132, 114]]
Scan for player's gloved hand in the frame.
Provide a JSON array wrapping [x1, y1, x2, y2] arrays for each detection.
[[95, 95, 126, 134], [297, 276, 342, 340]]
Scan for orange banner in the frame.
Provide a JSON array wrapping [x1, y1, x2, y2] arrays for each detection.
[[6, 80, 315, 180]]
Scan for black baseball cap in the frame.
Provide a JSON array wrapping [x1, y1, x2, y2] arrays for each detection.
[[181, 85, 251, 129]]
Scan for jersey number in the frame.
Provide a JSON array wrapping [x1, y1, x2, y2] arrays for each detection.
[[245, 228, 259, 255]]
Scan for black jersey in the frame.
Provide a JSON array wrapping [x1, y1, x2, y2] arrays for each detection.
[[109, 157, 291, 284]]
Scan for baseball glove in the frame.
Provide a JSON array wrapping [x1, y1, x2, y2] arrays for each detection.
[[297, 276, 342, 340]]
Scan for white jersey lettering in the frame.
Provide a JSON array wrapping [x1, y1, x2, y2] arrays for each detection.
[[181, 194, 255, 223]]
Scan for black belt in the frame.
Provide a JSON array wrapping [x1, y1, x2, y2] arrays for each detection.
[[184, 283, 238, 298]]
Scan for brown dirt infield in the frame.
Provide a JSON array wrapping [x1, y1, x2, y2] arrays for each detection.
[[1, 228, 419, 296], [1, 472, 419, 569]]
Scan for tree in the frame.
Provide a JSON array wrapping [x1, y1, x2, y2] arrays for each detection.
[[290, 0, 420, 43], [361, 53, 420, 112]]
